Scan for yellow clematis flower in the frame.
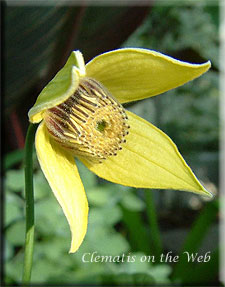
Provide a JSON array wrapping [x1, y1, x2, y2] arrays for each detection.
[[28, 48, 212, 253]]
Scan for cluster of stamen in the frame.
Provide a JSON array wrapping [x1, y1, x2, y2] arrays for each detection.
[[44, 77, 130, 161]]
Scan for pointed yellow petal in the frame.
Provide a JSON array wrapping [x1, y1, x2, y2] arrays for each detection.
[[29, 51, 86, 124], [86, 48, 211, 104], [35, 122, 89, 253], [81, 111, 212, 197]]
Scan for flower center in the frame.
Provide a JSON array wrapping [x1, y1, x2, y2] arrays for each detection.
[[44, 77, 130, 161]]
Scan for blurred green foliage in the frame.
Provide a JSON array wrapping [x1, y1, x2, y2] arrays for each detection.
[[4, 159, 172, 285], [4, 2, 220, 286]]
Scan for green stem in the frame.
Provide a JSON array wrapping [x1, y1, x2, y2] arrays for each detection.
[[22, 123, 38, 283]]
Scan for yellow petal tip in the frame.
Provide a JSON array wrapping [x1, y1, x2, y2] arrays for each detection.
[[68, 223, 88, 254], [202, 60, 211, 71], [200, 186, 214, 199]]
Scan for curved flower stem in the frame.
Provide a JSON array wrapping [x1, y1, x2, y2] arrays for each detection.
[[22, 123, 38, 283]]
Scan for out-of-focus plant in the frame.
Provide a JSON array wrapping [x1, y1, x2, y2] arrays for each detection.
[[4, 156, 219, 285]]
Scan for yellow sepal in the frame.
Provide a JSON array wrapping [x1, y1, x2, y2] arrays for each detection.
[[35, 122, 89, 253], [86, 48, 211, 104], [28, 51, 86, 124], [81, 111, 212, 197]]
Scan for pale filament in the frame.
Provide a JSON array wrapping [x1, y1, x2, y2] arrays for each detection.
[[44, 77, 130, 161]]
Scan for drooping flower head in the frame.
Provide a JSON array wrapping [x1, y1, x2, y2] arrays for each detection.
[[28, 48, 212, 253]]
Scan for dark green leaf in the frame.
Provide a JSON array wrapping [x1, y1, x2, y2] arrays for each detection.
[[3, 149, 24, 170], [5, 169, 24, 191], [172, 200, 218, 280]]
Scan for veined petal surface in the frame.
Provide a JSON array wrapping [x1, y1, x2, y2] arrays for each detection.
[[81, 111, 212, 197], [29, 51, 85, 123], [35, 122, 89, 253], [86, 48, 211, 104]]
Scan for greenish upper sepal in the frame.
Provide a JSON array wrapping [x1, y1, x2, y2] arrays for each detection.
[[28, 51, 86, 123]]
